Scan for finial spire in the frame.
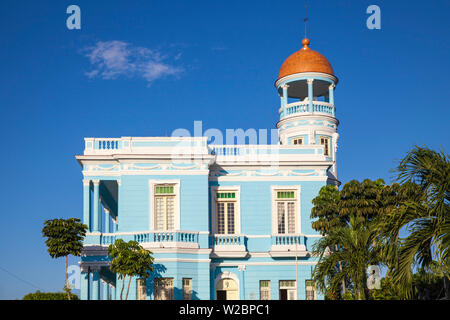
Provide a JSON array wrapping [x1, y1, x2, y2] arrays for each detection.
[[304, 5, 308, 39], [301, 5, 310, 50]]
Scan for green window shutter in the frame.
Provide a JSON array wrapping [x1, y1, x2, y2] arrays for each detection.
[[277, 191, 295, 199], [155, 185, 175, 194]]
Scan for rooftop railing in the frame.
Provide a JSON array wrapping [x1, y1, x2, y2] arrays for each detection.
[[279, 101, 335, 119]]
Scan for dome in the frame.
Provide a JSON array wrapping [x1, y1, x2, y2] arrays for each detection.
[[278, 38, 334, 80]]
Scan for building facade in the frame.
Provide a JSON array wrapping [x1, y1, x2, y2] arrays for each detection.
[[76, 36, 340, 300]]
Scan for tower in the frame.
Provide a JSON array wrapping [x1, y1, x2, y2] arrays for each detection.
[[275, 37, 339, 183]]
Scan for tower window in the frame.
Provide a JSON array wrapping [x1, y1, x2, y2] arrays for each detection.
[[320, 137, 330, 156], [292, 138, 304, 145]]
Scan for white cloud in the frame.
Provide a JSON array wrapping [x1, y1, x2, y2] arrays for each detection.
[[83, 41, 183, 83]]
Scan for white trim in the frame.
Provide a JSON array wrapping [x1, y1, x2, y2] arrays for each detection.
[[141, 242, 199, 249], [275, 72, 338, 88], [153, 258, 211, 263], [212, 261, 318, 267], [149, 179, 181, 231], [211, 176, 328, 182], [86, 230, 209, 236]]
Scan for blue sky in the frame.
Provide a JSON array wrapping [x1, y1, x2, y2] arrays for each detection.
[[0, 0, 449, 299]]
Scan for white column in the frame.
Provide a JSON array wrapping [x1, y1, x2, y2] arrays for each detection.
[[282, 84, 289, 117], [92, 180, 100, 232], [329, 83, 336, 116], [104, 208, 110, 233], [82, 179, 91, 231], [307, 79, 314, 112], [116, 180, 121, 232]]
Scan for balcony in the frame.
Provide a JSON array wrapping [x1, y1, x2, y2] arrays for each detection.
[[210, 144, 328, 165], [210, 234, 248, 258], [279, 101, 335, 119], [84, 230, 201, 250], [82, 136, 210, 156], [269, 234, 308, 258]]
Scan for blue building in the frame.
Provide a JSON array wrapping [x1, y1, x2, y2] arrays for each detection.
[[76, 36, 340, 300]]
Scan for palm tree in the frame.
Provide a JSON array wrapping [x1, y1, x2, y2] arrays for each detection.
[[312, 215, 380, 300], [380, 146, 449, 298]]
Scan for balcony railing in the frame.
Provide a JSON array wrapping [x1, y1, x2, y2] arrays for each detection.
[[271, 234, 304, 246], [210, 234, 245, 246], [210, 144, 327, 163], [91, 231, 200, 247], [270, 234, 308, 257], [279, 101, 335, 119], [83, 137, 209, 156], [209, 234, 247, 258]]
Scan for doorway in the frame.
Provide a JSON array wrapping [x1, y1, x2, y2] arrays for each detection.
[[216, 278, 239, 300]]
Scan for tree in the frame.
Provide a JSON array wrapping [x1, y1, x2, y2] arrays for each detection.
[[310, 184, 347, 295], [312, 215, 380, 300], [378, 146, 449, 299], [23, 290, 79, 300], [311, 185, 343, 235], [310, 179, 387, 298], [42, 218, 88, 300], [339, 178, 385, 223], [108, 239, 154, 300]]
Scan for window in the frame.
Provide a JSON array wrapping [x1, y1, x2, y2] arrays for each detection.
[[279, 280, 297, 300], [305, 280, 316, 300], [182, 278, 192, 300], [320, 136, 330, 156], [216, 191, 236, 234], [292, 137, 304, 145], [137, 279, 146, 300], [260, 280, 271, 300], [154, 278, 174, 300], [276, 191, 297, 234], [154, 184, 175, 230]]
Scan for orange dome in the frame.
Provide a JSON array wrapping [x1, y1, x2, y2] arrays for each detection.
[[278, 38, 334, 79]]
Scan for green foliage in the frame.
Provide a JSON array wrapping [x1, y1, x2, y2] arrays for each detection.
[[23, 290, 79, 300], [412, 267, 448, 300], [369, 277, 402, 300], [42, 218, 88, 300], [324, 288, 340, 300], [311, 185, 342, 235], [339, 179, 385, 222], [378, 146, 449, 298], [108, 239, 154, 300], [312, 215, 380, 300], [42, 218, 88, 259], [342, 292, 355, 300], [310, 146, 449, 300]]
